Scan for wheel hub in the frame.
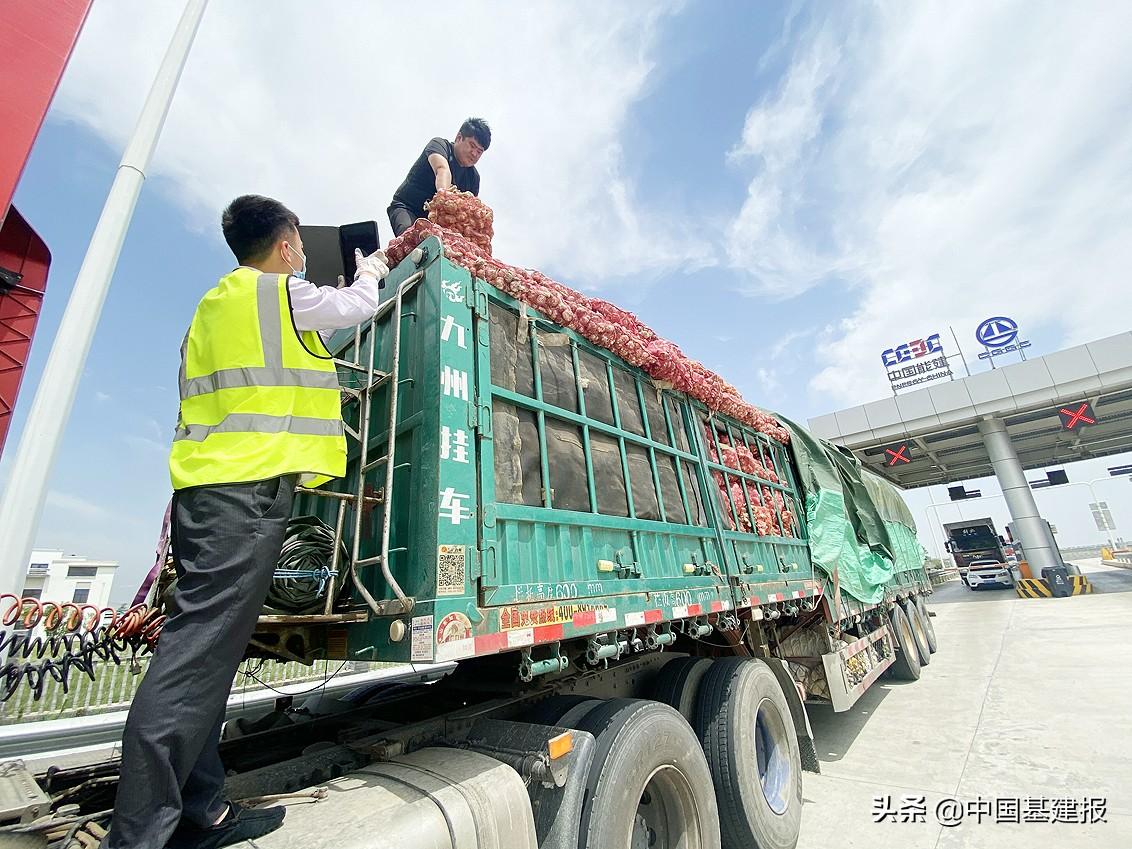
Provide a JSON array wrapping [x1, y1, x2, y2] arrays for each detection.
[[754, 697, 793, 815], [633, 764, 702, 849]]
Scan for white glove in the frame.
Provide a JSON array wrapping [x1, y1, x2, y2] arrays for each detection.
[[354, 248, 389, 282]]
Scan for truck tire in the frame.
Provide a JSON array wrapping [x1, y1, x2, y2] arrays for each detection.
[[901, 599, 932, 667], [914, 595, 938, 654], [651, 657, 714, 721], [694, 658, 802, 849], [520, 695, 602, 727], [571, 699, 721, 849], [886, 605, 922, 681]]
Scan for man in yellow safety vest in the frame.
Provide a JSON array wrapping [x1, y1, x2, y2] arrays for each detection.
[[102, 195, 390, 849]]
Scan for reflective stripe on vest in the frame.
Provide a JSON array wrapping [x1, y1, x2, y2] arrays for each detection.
[[169, 270, 346, 490], [174, 413, 343, 442], [177, 276, 341, 399]]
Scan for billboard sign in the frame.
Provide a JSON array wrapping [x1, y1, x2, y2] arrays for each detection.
[[975, 316, 1031, 361], [881, 332, 952, 393]]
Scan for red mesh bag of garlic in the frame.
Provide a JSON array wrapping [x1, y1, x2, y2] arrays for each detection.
[[425, 189, 494, 255], [386, 193, 795, 535], [700, 426, 796, 538]]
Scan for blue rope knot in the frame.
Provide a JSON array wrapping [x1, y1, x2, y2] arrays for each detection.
[[272, 566, 339, 596]]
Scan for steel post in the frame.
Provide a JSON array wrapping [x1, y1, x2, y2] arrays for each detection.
[[976, 415, 1060, 574]]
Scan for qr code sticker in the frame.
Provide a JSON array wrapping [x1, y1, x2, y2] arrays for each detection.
[[437, 545, 466, 596]]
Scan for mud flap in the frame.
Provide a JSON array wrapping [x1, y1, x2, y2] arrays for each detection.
[[763, 657, 820, 774]]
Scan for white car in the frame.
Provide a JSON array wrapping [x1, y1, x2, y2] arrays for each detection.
[[964, 559, 1015, 589]]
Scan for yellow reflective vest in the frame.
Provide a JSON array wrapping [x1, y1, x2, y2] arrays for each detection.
[[169, 268, 346, 490]]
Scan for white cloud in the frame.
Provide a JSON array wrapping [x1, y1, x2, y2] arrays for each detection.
[[727, 2, 1132, 406], [123, 436, 166, 455], [52, 0, 711, 286], [756, 367, 780, 394], [724, 26, 847, 296], [123, 417, 168, 454], [94, 391, 111, 403], [45, 490, 114, 521], [769, 327, 814, 361]]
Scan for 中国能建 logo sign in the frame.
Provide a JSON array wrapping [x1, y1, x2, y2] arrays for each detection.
[[975, 316, 1031, 360], [880, 332, 952, 392]]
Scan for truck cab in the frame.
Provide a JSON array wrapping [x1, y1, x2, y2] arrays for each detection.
[[943, 518, 1008, 577]]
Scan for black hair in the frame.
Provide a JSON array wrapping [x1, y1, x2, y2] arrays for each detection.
[[458, 117, 492, 150], [221, 195, 300, 264]]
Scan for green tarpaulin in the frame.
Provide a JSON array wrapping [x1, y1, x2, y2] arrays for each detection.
[[781, 416, 925, 604]]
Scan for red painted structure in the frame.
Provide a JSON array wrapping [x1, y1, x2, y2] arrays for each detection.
[[0, 0, 92, 455], [0, 209, 52, 454]]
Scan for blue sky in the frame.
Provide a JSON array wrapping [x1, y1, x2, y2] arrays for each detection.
[[4, 1, 1131, 600]]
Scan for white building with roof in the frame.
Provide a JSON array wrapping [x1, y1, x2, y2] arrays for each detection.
[[20, 548, 118, 609]]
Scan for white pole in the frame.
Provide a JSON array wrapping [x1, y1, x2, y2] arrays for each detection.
[[0, 0, 209, 596], [921, 499, 952, 564], [1068, 478, 1117, 549]]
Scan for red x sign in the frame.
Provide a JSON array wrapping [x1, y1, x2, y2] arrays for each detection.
[[1058, 402, 1096, 430], [884, 444, 912, 466]]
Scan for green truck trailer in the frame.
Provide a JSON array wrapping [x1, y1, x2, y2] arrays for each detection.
[[21, 236, 939, 849], [216, 235, 939, 849]]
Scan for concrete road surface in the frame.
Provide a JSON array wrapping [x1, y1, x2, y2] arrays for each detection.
[[798, 558, 1132, 848]]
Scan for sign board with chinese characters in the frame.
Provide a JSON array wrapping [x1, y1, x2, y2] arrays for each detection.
[[435, 265, 479, 616], [871, 793, 1109, 827], [881, 333, 952, 393]]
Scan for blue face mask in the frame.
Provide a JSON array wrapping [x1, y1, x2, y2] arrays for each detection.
[[284, 243, 308, 280]]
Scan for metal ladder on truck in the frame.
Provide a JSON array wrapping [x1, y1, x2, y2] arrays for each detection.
[[253, 251, 428, 644]]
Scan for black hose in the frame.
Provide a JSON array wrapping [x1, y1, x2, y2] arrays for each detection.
[[263, 515, 350, 615]]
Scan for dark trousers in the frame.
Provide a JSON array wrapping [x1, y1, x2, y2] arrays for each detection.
[[105, 475, 297, 849], [387, 204, 419, 238]]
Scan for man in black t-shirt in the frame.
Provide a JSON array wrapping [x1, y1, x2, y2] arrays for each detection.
[[387, 117, 491, 237]]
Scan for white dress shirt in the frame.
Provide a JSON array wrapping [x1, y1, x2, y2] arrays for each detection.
[[235, 267, 384, 344], [286, 274, 383, 332]]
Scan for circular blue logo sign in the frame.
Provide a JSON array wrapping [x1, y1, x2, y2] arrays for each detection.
[[976, 316, 1019, 348]]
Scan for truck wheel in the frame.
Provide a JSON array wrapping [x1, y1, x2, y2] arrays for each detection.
[[901, 599, 932, 666], [651, 657, 714, 721], [914, 595, 938, 654], [694, 658, 802, 849], [572, 699, 721, 849], [886, 605, 922, 681]]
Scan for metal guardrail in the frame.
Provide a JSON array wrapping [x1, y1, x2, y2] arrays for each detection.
[[928, 567, 960, 586], [1102, 549, 1131, 569], [0, 657, 386, 725], [0, 663, 454, 762]]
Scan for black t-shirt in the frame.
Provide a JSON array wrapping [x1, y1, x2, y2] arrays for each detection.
[[390, 137, 480, 219]]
